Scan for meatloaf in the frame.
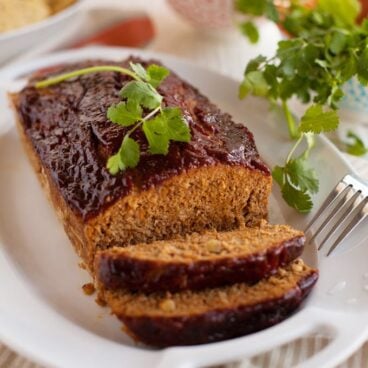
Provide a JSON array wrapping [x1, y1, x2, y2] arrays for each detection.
[[102, 259, 318, 346], [96, 222, 305, 292], [11, 58, 272, 271]]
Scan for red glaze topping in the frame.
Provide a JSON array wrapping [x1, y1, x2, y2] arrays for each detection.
[[15, 58, 270, 220], [97, 236, 304, 293], [118, 270, 318, 347]]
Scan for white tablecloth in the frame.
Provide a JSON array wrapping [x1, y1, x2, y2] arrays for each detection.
[[1, 1, 368, 367]]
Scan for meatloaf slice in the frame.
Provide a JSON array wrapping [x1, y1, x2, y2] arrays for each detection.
[[101, 259, 318, 347], [11, 58, 272, 271], [96, 222, 305, 292]]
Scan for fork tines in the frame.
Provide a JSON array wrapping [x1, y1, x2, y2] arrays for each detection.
[[305, 174, 368, 256]]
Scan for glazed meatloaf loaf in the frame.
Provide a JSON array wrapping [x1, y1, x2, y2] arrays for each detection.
[[11, 58, 272, 271], [102, 259, 318, 346], [96, 223, 305, 293]]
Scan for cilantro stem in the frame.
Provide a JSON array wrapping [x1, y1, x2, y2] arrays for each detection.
[[143, 106, 161, 122], [35, 66, 140, 88], [286, 133, 304, 163], [282, 100, 299, 140], [124, 106, 161, 139]]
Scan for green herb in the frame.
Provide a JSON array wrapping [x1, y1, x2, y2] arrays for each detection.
[[344, 130, 368, 156], [120, 80, 162, 109], [272, 132, 318, 213], [107, 136, 140, 174], [36, 62, 191, 175], [319, 0, 361, 26], [239, 21, 260, 44], [237, 0, 368, 212], [235, 0, 278, 43], [107, 101, 143, 126], [235, 0, 279, 21], [299, 104, 339, 134], [143, 107, 191, 154]]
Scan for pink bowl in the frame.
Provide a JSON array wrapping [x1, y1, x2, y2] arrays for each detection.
[[167, 0, 234, 28]]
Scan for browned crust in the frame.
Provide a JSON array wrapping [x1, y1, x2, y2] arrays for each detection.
[[10, 92, 272, 272], [114, 269, 318, 347], [16, 58, 271, 222], [10, 93, 90, 263], [96, 235, 305, 292]]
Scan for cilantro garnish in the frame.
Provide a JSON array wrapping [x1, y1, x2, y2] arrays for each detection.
[[344, 130, 368, 156], [36, 62, 191, 175], [272, 133, 318, 213], [236, 0, 279, 43], [237, 0, 368, 212], [239, 21, 260, 44]]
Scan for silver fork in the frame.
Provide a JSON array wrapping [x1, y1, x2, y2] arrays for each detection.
[[305, 174, 368, 256]]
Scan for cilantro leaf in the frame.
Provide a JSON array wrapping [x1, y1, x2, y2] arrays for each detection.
[[329, 30, 349, 55], [345, 130, 368, 156], [263, 64, 279, 98], [239, 71, 268, 98], [129, 63, 169, 88], [120, 136, 140, 168], [107, 153, 124, 175], [357, 48, 368, 84], [146, 65, 170, 88], [281, 181, 313, 213], [143, 115, 169, 155], [272, 132, 318, 213], [107, 136, 140, 174], [286, 158, 319, 194], [318, 0, 360, 26], [265, 1, 279, 22], [235, 0, 266, 15], [239, 78, 252, 99], [129, 62, 148, 81], [245, 55, 267, 74], [236, 0, 277, 19], [107, 101, 142, 126], [299, 104, 339, 133], [272, 166, 285, 187], [239, 21, 259, 44], [272, 152, 318, 212], [120, 80, 162, 109], [164, 107, 191, 142], [143, 107, 190, 154]]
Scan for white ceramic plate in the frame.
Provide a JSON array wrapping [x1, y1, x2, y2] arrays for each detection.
[[0, 47, 368, 368]]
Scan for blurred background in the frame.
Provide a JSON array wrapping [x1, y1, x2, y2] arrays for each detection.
[[2, 0, 368, 158], [0, 0, 283, 77]]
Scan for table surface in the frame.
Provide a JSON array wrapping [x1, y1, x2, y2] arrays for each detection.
[[1, 0, 368, 367]]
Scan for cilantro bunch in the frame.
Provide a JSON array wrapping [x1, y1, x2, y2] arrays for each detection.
[[236, 0, 368, 212], [36, 62, 191, 175]]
